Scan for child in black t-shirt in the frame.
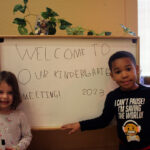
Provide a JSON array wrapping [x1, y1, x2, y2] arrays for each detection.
[[62, 51, 150, 150]]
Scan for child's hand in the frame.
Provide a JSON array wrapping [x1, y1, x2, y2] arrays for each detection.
[[61, 122, 80, 134]]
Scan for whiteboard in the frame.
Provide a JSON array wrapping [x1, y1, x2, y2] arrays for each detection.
[[0, 36, 138, 129]]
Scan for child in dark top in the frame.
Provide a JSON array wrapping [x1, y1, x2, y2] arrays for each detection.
[[62, 51, 150, 150]]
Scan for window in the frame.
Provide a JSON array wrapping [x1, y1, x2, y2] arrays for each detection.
[[138, 0, 150, 77]]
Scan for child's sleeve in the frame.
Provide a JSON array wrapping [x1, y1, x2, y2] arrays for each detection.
[[80, 92, 115, 131], [16, 111, 32, 150]]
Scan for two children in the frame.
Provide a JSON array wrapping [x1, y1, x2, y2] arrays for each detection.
[[0, 71, 32, 150], [1, 50, 150, 150], [62, 51, 150, 150]]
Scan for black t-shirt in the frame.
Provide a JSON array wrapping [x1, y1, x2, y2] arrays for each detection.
[[80, 84, 150, 149]]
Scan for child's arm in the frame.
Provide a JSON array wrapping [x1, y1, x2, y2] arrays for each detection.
[[62, 92, 115, 134], [61, 122, 80, 134], [15, 111, 32, 150]]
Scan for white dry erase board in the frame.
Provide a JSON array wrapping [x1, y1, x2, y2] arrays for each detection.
[[0, 36, 139, 129]]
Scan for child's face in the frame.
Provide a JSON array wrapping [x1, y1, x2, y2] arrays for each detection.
[[110, 57, 139, 91], [0, 81, 13, 112]]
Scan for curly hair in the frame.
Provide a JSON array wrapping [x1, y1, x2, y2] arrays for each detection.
[[108, 51, 136, 71]]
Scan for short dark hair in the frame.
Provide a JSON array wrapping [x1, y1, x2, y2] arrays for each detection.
[[0, 71, 22, 109], [108, 51, 136, 71]]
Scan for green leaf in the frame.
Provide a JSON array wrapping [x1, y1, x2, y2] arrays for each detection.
[[66, 26, 84, 35], [47, 22, 56, 29], [48, 27, 56, 35], [46, 7, 59, 17], [13, 4, 26, 13], [22, 5, 27, 13], [41, 12, 49, 19], [97, 32, 105, 36], [87, 30, 95, 35], [24, 0, 28, 4], [46, 18, 56, 28], [29, 32, 34, 35], [59, 19, 72, 30], [18, 25, 28, 35], [50, 17, 57, 23], [105, 32, 111, 36], [41, 7, 59, 19], [13, 18, 26, 27], [124, 28, 129, 32], [13, 4, 23, 13]]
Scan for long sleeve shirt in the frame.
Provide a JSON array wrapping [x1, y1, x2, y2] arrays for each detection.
[[80, 84, 150, 149], [0, 110, 32, 150]]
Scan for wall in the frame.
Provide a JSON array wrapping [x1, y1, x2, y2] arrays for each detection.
[[0, 0, 137, 36]]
